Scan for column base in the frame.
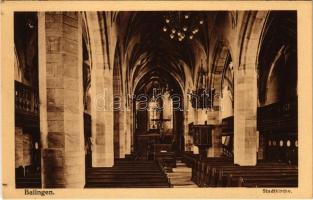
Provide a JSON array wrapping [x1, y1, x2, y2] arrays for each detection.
[[42, 148, 85, 188], [92, 149, 114, 167]]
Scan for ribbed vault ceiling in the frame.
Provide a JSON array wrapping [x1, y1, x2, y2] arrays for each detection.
[[113, 11, 214, 94]]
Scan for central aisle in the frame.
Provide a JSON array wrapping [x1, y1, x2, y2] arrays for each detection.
[[166, 159, 198, 188]]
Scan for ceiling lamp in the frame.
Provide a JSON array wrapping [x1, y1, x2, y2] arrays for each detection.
[[26, 18, 35, 29], [192, 28, 199, 34], [162, 11, 204, 42]]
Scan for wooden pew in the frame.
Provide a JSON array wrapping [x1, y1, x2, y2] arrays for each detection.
[[238, 176, 298, 187], [216, 168, 297, 187], [199, 159, 233, 187], [192, 157, 298, 187], [210, 163, 297, 187], [227, 172, 298, 187], [16, 171, 41, 188], [85, 159, 171, 188], [192, 157, 233, 187]]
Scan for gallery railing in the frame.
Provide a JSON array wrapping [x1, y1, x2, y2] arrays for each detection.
[[15, 81, 39, 127], [15, 81, 39, 117], [257, 100, 298, 133]]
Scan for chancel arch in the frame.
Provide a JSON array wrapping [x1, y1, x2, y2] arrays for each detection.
[[132, 68, 185, 155]]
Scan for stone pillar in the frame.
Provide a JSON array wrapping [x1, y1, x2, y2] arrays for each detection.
[[113, 67, 123, 158], [183, 93, 197, 152], [113, 110, 120, 158], [87, 12, 114, 167], [257, 131, 264, 160], [90, 69, 114, 167], [118, 107, 126, 158], [206, 111, 222, 157], [102, 71, 114, 166], [125, 107, 132, 155], [38, 12, 85, 187], [207, 126, 222, 157], [117, 93, 130, 158], [192, 108, 199, 154], [234, 68, 258, 166], [90, 61, 114, 167]]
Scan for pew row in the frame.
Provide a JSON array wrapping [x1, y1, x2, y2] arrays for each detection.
[[189, 154, 298, 188], [85, 159, 171, 188]]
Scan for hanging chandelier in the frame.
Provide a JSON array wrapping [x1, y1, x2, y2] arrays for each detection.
[[162, 12, 204, 42]]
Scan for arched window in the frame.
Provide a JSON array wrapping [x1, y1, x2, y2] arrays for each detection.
[[279, 140, 284, 147], [287, 140, 291, 147], [148, 101, 160, 129]]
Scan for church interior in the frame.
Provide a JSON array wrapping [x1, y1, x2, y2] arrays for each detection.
[[14, 11, 298, 188]]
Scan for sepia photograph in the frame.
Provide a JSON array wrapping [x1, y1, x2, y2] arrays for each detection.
[[1, 1, 312, 199]]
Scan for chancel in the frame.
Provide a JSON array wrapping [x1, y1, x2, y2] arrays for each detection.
[[14, 11, 298, 188]]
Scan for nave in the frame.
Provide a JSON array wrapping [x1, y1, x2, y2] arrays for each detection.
[[15, 150, 297, 188], [16, 151, 297, 188], [13, 11, 298, 188]]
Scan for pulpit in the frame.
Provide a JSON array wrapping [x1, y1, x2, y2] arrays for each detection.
[[190, 123, 213, 160]]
